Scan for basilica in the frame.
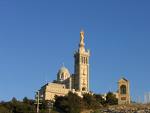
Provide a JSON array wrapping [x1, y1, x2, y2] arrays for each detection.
[[39, 31, 130, 104], [39, 31, 90, 100]]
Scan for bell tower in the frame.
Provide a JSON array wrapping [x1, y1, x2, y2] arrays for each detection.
[[74, 30, 90, 92], [118, 77, 130, 104]]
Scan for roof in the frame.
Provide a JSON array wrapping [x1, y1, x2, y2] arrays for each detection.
[[57, 66, 70, 75], [119, 77, 128, 82]]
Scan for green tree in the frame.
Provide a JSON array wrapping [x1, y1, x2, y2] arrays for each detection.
[[11, 97, 17, 103], [54, 92, 84, 113], [94, 94, 105, 105], [0, 97, 36, 113], [0, 106, 10, 113], [23, 97, 30, 104], [83, 93, 100, 109], [105, 92, 118, 105]]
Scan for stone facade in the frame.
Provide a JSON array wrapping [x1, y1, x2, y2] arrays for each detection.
[[39, 83, 70, 100], [118, 77, 130, 104], [39, 31, 90, 100]]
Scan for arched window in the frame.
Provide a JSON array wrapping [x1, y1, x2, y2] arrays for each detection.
[[120, 85, 126, 94], [86, 57, 88, 64], [84, 57, 86, 64], [83, 57, 85, 64], [82, 87, 86, 91], [61, 73, 64, 80], [81, 57, 84, 64]]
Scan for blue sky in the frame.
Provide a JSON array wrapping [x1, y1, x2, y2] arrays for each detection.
[[0, 0, 150, 102]]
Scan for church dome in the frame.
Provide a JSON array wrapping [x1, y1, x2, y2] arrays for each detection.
[[57, 66, 70, 82]]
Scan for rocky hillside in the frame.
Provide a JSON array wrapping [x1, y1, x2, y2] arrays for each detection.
[[92, 104, 150, 113]]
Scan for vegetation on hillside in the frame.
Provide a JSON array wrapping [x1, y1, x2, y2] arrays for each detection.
[[53, 91, 118, 113], [0, 92, 118, 113]]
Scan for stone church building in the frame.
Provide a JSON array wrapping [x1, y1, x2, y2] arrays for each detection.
[[39, 31, 90, 100], [39, 31, 130, 104]]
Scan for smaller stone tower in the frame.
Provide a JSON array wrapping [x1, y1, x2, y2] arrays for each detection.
[[118, 77, 130, 104]]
